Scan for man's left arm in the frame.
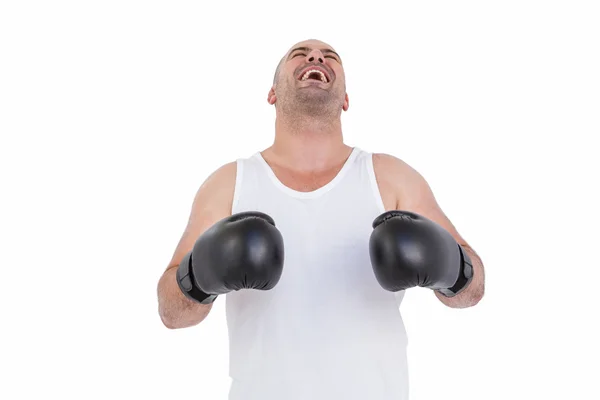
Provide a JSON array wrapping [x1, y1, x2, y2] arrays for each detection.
[[377, 153, 485, 308]]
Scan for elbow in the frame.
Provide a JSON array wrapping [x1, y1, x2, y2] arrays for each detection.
[[438, 285, 484, 309], [460, 264, 485, 308], [157, 274, 185, 329], [159, 309, 195, 330], [158, 308, 179, 329], [469, 294, 484, 308], [163, 322, 182, 330], [157, 296, 185, 329], [465, 285, 485, 308], [157, 303, 209, 330], [160, 314, 179, 330]]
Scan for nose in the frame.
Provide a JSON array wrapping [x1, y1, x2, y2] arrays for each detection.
[[306, 50, 324, 64]]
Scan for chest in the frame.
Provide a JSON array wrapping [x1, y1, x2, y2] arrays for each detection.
[[268, 164, 344, 192]]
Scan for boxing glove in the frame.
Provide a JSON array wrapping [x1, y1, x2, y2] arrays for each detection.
[[369, 210, 473, 297], [176, 211, 285, 304]]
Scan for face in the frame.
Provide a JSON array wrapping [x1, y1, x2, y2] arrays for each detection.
[[268, 39, 349, 116]]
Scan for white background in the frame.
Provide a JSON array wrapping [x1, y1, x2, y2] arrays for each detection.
[[1, 0, 599, 399]]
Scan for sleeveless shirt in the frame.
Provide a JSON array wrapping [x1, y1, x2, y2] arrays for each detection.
[[225, 147, 409, 400]]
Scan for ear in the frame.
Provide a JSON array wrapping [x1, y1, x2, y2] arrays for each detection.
[[342, 93, 349, 111], [268, 85, 277, 105]]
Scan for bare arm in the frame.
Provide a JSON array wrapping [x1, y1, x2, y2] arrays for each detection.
[[157, 162, 237, 329], [374, 153, 485, 308]]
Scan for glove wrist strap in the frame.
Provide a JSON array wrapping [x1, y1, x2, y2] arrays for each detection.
[[437, 244, 474, 298], [176, 252, 218, 305]]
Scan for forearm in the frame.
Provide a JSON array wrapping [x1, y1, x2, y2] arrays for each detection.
[[157, 266, 212, 329], [435, 245, 485, 308]]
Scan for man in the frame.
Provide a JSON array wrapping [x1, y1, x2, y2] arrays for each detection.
[[157, 39, 485, 400]]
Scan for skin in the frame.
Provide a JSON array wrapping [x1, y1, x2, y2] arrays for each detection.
[[157, 39, 485, 329]]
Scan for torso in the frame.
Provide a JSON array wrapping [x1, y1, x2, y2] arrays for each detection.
[[259, 150, 400, 212], [225, 147, 410, 398], [265, 162, 345, 193]]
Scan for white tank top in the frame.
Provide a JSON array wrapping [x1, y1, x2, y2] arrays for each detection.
[[226, 147, 409, 400]]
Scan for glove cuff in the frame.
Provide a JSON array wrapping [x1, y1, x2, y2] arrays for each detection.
[[176, 251, 218, 305], [437, 244, 474, 298]]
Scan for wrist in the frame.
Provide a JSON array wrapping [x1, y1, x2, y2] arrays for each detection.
[[437, 244, 474, 298], [176, 251, 218, 304]]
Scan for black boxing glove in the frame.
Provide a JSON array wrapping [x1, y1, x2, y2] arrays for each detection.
[[369, 210, 473, 297], [176, 211, 285, 304]]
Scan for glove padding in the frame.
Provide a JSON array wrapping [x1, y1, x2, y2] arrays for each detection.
[[369, 210, 473, 297], [177, 211, 285, 304]]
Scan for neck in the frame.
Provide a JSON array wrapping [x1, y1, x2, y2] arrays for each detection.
[[265, 114, 351, 172]]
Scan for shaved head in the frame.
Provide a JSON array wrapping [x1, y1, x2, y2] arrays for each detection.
[[267, 38, 348, 118], [273, 39, 340, 85], [273, 55, 285, 84]]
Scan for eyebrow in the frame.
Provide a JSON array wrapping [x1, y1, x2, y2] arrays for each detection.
[[287, 46, 342, 62]]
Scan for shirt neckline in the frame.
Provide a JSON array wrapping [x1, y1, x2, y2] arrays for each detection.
[[254, 147, 360, 199]]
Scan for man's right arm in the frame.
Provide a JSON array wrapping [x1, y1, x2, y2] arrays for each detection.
[[157, 161, 237, 329]]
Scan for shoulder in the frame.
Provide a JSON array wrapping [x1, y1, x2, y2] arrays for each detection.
[[373, 153, 409, 175], [166, 160, 239, 270], [372, 153, 427, 190], [193, 161, 238, 213], [202, 161, 237, 189], [372, 152, 434, 209]]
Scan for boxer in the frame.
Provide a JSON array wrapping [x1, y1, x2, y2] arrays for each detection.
[[157, 39, 485, 400]]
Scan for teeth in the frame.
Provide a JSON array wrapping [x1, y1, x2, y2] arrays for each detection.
[[301, 69, 327, 83]]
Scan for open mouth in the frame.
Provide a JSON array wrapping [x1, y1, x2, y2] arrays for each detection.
[[298, 67, 330, 83]]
